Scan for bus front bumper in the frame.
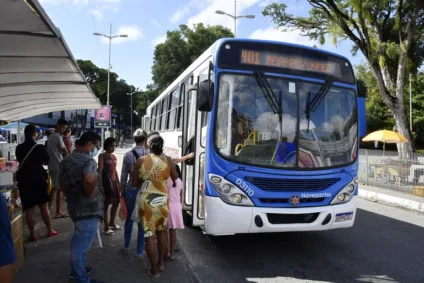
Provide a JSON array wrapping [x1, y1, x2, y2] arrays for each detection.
[[204, 195, 358, 235]]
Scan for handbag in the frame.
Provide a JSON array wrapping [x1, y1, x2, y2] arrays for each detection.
[[46, 170, 52, 193], [118, 196, 127, 221]]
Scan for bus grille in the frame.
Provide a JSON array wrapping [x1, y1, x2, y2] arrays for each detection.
[[259, 198, 326, 204], [267, 213, 319, 224], [244, 177, 340, 191]]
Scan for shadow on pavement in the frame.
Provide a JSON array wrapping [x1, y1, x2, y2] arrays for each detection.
[[181, 208, 424, 283]]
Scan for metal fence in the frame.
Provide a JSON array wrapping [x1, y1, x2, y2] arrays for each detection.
[[358, 149, 424, 194]]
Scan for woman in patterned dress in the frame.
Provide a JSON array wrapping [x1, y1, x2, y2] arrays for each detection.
[[134, 132, 177, 278], [98, 137, 121, 235]]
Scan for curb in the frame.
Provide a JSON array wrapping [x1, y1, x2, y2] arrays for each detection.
[[358, 189, 424, 213]]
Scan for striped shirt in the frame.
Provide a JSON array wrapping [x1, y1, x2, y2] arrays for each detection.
[[120, 146, 149, 191]]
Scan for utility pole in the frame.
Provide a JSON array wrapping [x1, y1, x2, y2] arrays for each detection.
[[410, 73, 412, 132]]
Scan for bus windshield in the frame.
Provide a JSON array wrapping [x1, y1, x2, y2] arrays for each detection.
[[214, 73, 358, 169]]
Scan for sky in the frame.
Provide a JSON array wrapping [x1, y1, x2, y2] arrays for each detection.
[[38, 0, 366, 90]]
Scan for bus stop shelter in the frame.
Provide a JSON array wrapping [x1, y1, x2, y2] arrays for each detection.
[[0, 0, 102, 122]]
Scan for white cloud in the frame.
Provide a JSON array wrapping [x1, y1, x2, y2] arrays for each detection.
[[71, 0, 121, 5], [91, 9, 104, 21], [38, 0, 67, 4], [170, 0, 203, 24], [259, 0, 272, 7], [152, 35, 167, 46], [151, 20, 162, 28], [100, 25, 143, 44], [186, 0, 260, 32], [171, 6, 192, 24], [249, 26, 314, 46], [249, 26, 346, 54]]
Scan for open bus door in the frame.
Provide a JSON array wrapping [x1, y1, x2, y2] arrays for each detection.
[[181, 78, 196, 226], [181, 62, 213, 228]]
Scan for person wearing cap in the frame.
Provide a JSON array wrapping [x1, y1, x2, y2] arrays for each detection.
[[119, 129, 149, 259]]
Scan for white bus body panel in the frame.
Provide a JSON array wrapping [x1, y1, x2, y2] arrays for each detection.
[[204, 195, 358, 235]]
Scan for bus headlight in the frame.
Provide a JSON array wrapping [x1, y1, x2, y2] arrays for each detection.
[[208, 174, 254, 207], [331, 181, 357, 205]]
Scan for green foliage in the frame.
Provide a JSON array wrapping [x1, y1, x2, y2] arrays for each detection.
[[152, 23, 233, 91], [355, 63, 394, 131], [356, 62, 424, 148], [77, 59, 136, 127], [263, 0, 424, 152]]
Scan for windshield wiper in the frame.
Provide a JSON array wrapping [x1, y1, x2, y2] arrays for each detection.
[[304, 80, 332, 133], [254, 71, 279, 114]]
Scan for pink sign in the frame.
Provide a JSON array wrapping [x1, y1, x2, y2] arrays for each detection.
[[94, 106, 111, 128]]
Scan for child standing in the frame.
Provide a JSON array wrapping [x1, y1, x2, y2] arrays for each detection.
[[166, 165, 184, 259]]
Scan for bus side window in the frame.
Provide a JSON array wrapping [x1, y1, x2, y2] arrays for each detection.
[[200, 112, 209, 148]]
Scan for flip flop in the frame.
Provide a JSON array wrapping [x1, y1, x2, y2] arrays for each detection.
[[158, 264, 165, 272], [110, 225, 122, 230], [54, 214, 69, 218], [146, 268, 160, 278]]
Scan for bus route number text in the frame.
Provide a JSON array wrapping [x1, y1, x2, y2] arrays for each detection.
[[235, 178, 255, 197], [240, 49, 336, 74]]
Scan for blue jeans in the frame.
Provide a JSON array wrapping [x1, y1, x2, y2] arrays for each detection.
[[71, 216, 100, 283], [124, 188, 144, 255]]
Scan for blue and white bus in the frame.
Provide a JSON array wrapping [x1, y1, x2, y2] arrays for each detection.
[[143, 38, 366, 235]]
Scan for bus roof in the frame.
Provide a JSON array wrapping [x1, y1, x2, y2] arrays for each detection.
[[147, 38, 353, 113]]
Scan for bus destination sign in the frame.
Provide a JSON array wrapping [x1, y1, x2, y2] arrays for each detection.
[[240, 49, 339, 75]]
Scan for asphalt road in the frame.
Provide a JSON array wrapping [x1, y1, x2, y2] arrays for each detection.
[[113, 144, 424, 283], [178, 199, 424, 283]]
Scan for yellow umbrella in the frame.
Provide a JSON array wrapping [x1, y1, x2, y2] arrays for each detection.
[[362, 130, 408, 143], [362, 130, 408, 155]]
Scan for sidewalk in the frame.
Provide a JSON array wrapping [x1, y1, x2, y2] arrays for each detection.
[[16, 204, 198, 283], [359, 184, 424, 213]]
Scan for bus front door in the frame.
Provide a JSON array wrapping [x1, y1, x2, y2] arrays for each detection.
[[181, 79, 206, 228]]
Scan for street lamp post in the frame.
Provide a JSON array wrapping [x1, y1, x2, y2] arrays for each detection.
[[93, 24, 128, 107], [215, 0, 255, 38], [93, 24, 127, 148], [126, 88, 135, 138]]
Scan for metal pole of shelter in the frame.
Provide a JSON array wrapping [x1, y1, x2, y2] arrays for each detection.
[[410, 73, 412, 132], [234, 1, 237, 38]]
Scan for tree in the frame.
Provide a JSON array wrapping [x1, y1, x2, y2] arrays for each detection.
[[355, 63, 394, 132], [77, 60, 135, 131], [152, 23, 233, 90], [263, 1, 424, 153]]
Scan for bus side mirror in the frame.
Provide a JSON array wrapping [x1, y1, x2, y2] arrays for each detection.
[[198, 80, 214, 112]]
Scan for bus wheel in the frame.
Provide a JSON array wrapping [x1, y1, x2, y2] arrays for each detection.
[[183, 211, 193, 228]]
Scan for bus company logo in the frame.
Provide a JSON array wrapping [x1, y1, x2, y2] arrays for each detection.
[[290, 196, 300, 205], [301, 192, 332, 198]]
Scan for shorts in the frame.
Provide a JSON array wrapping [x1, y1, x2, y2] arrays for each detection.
[[49, 170, 60, 189]]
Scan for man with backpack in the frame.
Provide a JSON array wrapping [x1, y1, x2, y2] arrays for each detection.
[[119, 128, 149, 259]]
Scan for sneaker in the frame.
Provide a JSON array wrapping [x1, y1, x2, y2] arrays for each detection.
[[69, 266, 93, 279], [120, 247, 130, 255], [134, 252, 146, 259]]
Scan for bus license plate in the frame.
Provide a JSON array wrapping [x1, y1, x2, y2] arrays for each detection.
[[335, 212, 353, 222]]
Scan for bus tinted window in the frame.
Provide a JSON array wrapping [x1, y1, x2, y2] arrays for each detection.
[[215, 74, 358, 169]]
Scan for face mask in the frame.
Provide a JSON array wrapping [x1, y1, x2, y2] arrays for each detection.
[[91, 147, 99, 157]]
